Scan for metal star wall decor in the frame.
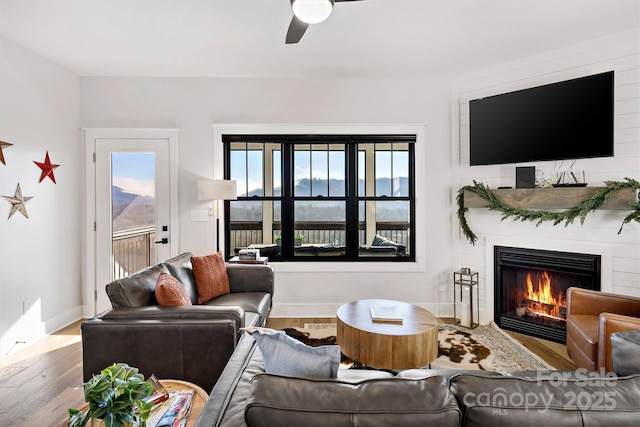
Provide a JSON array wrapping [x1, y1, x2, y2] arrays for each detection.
[[0, 140, 13, 165], [2, 183, 33, 219], [34, 151, 60, 183]]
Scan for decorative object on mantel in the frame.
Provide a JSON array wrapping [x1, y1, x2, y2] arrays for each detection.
[[457, 178, 640, 245], [0, 140, 13, 165], [2, 183, 33, 219], [33, 150, 60, 183]]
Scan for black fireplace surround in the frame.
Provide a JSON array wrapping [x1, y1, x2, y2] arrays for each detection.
[[494, 246, 601, 343]]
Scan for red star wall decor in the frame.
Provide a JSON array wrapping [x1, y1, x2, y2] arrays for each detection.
[[34, 151, 60, 183], [0, 140, 13, 165]]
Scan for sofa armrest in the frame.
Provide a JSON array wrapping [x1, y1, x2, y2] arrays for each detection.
[[98, 305, 245, 327], [81, 315, 240, 392], [195, 333, 258, 427], [567, 287, 640, 317], [598, 312, 640, 372], [227, 264, 274, 296]]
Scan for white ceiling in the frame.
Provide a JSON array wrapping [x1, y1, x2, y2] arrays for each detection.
[[0, 0, 638, 78]]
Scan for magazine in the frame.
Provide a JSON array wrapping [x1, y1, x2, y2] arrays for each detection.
[[369, 305, 403, 323], [146, 395, 177, 427], [151, 390, 195, 427]]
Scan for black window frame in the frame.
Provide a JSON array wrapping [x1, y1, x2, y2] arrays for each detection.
[[223, 134, 415, 262]]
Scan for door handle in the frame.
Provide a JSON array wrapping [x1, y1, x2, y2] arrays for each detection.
[[155, 238, 169, 244]]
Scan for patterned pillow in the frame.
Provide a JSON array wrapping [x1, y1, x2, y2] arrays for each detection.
[[246, 327, 340, 379], [155, 273, 192, 306], [191, 252, 230, 304]]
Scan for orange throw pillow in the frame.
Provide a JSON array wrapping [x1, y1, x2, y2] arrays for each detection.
[[155, 273, 192, 306], [191, 252, 230, 304]]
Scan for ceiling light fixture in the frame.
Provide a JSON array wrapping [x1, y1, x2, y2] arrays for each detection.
[[291, 0, 335, 25]]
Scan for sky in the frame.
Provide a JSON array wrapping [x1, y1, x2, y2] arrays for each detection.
[[230, 149, 408, 196], [111, 149, 409, 198], [111, 152, 155, 197]]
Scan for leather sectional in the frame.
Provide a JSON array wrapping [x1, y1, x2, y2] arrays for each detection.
[[81, 252, 274, 392], [194, 332, 640, 426]]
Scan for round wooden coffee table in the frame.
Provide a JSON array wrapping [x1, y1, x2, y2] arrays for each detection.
[[336, 299, 439, 370]]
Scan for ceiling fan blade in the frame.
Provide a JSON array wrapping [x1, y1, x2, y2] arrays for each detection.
[[285, 15, 309, 44]]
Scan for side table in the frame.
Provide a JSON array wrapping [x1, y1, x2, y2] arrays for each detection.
[[48, 379, 208, 427]]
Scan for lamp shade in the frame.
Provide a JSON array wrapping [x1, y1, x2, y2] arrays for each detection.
[[197, 180, 238, 201], [291, 0, 334, 24]]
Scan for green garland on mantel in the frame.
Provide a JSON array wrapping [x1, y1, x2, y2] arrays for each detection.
[[457, 177, 640, 245]]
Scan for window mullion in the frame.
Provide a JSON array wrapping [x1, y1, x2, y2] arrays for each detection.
[[345, 141, 359, 258], [281, 143, 294, 258]]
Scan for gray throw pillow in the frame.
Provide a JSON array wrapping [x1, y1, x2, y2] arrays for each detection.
[[371, 234, 407, 256], [246, 327, 340, 378], [371, 233, 387, 246]]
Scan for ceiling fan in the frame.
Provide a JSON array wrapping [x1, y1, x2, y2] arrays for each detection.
[[286, 0, 365, 44]]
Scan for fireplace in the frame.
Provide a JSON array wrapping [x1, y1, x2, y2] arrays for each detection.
[[494, 246, 601, 343]]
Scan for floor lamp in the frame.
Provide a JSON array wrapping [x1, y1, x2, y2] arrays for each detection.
[[197, 180, 238, 253]]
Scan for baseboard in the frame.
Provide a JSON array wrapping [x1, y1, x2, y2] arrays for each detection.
[[270, 302, 443, 318], [45, 305, 83, 335], [0, 305, 83, 360]]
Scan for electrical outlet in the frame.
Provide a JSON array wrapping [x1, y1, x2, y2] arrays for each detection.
[[208, 206, 214, 216]]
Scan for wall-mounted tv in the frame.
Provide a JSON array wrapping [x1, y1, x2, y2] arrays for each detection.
[[469, 71, 614, 166]]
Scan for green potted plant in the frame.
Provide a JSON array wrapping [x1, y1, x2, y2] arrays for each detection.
[[68, 362, 153, 427], [274, 234, 282, 247], [294, 233, 304, 247]]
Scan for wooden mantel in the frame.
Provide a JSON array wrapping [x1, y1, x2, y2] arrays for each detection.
[[463, 187, 637, 210]]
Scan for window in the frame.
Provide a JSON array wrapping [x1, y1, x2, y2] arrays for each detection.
[[224, 135, 415, 261]]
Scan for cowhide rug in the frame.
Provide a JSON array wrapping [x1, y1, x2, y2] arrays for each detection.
[[284, 322, 551, 373], [431, 327, 494, 370]]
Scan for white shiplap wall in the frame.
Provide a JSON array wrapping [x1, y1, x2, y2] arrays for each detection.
[[451, 30, 640, 323]]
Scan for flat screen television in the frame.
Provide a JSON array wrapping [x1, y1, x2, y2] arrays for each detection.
[[469, 71, 614, 166]]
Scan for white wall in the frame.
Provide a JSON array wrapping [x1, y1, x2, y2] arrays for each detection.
[[0, 36, 83, 357], [453, 30, 640, 323], [3, 29, 636, 353], [80, 76, 455, 318]]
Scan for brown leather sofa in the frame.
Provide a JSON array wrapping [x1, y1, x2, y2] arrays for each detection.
[[194, 333, 640, 427], [81, 252, 274, 392], [566, 287, 640, 371]]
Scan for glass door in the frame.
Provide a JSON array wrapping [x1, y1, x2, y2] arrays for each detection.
[[94, 138, 173, 314]]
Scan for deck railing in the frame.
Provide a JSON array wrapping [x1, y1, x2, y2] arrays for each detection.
[[111, 221, 407, 277], [112, 226, 156, 280], [229, 221, 410, 255]]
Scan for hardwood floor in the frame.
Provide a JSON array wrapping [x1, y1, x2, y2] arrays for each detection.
[[0, 321, 83, 427], [0, 317, 576, 426]]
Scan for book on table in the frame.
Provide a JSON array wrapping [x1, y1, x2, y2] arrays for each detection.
[[369, 305, 403, 323], [238, 248, 260, 260], [144, 378, 195, 427]]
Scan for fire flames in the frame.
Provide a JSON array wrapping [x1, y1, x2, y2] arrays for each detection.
[[522, 271, 566, 320]]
